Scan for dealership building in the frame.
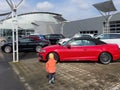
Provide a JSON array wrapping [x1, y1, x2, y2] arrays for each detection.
[[0, 11, 120, 38], [63, 12, 120, 37], [0, 12, 66, 37]]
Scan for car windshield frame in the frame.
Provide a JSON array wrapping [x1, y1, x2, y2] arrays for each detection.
[[61, 38, 106, 46]]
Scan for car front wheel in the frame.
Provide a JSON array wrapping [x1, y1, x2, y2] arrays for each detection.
[[4, 46, 12, 53], [99, 52, 112, 64]]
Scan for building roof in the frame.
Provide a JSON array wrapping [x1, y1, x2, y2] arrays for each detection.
[[18, 12, 62, 17], [0, 12, 66, 29]]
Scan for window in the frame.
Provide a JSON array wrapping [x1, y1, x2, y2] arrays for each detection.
[[45, 34, 64, 39], [68, 39, 95, 46], [20, 38, 34, 42], [69, 40, 83, 46], [83, 40, 95, 46], [110, 34, 120, 39]]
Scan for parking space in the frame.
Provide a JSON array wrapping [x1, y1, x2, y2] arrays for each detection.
[[1, 47, 120, 90], [10, 56, 120, 90]]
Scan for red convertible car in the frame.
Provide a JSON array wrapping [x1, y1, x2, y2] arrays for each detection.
[[38, 37, 120, 64]]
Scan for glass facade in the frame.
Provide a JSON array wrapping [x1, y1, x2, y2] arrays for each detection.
[[80, 31, 98, 35], [110, 20, 120, 33], [0, 12, 64, 38]]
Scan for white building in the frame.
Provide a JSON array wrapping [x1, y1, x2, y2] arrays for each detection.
[[1, 11, 120, 38], [0, 12, 66, 37]]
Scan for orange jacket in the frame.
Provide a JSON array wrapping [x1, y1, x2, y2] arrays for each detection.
[[46, 58, 57, 73]]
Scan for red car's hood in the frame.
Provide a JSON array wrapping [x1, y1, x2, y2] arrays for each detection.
[[43, 45, 63, 50], [44, 45, 62, 48]]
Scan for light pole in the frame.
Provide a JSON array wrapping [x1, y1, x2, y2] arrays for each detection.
[[93, 0, 117, 34], [6, 0, 24, 62]]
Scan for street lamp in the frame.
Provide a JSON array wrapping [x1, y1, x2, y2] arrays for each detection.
[[93, 0, 117, 34]]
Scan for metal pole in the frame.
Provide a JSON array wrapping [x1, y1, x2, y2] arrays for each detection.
[[61, 21, 70, 34], [105, 12, 115, 33], [61, 22, 64, 34], [12, 11, 15, 62], [6, 0, 24, 62], [12, 8, 19, 62], [15, 10, 19, 62]]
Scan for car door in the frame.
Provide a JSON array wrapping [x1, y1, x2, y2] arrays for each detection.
[[78, 40, 100, 60], [59, 39, 100, 61], [19, 38, 36, 50], [25, 38, 38, 50], [19, 38, 29, 50], [59, 39, 88, 61]]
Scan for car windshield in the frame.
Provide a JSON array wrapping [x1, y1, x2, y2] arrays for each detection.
[[45, 34, 65, 39], [38, 35, 46, 40], [61, 38, 72, 46], [62, 39, 79, 46]]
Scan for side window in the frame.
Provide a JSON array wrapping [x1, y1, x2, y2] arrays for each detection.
[[83, 40, 95, 46], [20, 38, 34, 42], [69, 40, 84, 46], [20, 38, 27, 42], [68, 39, 96, 46]]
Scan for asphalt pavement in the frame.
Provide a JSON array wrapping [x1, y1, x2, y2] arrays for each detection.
[[1, 48, 120, 90], [0, 49, 26, 90]]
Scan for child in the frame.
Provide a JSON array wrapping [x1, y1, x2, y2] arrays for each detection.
[[46, 53, 57, 84]]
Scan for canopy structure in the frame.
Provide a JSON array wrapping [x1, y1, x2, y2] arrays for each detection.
[[54, 15, 67, 34], [93, 0, 116, 13], [93, 0, 117, 33], [0, 12, 11, 16], [54, 15, 66, 22]]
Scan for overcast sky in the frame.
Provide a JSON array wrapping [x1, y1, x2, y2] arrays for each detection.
[[0, 0, 120, 21]]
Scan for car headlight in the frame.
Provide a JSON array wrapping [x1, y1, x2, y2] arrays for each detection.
[[40, 49, 46, 53]]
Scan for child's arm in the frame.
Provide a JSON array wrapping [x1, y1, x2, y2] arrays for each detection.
[[45, 63, 49, 72]]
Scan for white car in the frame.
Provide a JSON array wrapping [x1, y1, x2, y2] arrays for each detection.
[[57, 38, 70, 45], [57, 34, 93, 45], [95, 33, 120, 47]]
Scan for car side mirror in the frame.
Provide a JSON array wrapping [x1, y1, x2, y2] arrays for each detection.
[[96, 37, 100, 39], [66, 44, 71, 49]]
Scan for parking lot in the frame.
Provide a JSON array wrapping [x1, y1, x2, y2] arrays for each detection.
[[4, 51, 120, 90]]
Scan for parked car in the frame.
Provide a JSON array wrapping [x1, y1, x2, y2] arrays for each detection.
[[29, 34, 50, 45], [57, 34, 93, 45], [45, 34, 65, 45], [95, 33, 120, 47], [73, 33, 94, 38], [1, 37, 50, 53], [57, 38, 70, 45], [38, 37, 120, 64], [29, 34, 47, 41], [0, 37, 7, 46]]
